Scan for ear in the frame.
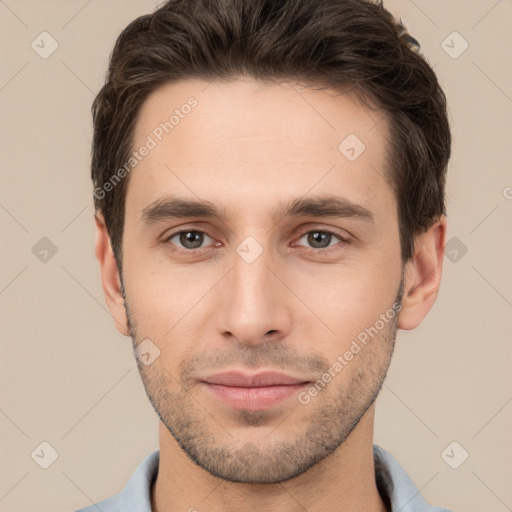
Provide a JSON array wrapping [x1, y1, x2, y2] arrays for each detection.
[[94, 213, 130, 337], [398, 215, 447, 330]]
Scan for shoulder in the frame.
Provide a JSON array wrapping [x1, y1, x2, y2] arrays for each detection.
[[373, 445, 454, 512], [72, 450, 160, 512], [74, 494, 121, 512]]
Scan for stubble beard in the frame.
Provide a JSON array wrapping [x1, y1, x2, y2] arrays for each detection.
[[124, 277, 403, 484]]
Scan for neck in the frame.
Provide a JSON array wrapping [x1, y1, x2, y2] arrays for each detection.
[[151, 406, 387, 512]]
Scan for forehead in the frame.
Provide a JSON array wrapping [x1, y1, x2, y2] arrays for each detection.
[[127, 78, 393, 220]]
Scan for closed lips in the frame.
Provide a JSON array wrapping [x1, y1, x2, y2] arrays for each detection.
[[202, 371, 310, 387]]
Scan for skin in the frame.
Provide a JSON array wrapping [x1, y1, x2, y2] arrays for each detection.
[[95, 78, 446, 512]]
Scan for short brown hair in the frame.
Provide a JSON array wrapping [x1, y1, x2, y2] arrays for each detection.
[[91, 0, 451, 267]]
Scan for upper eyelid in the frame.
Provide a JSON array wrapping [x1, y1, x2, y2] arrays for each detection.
[[294, 229, 350, 247], [165, 228, 214, 241]]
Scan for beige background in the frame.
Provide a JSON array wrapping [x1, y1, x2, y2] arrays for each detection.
[[0, 1, 511, 511]]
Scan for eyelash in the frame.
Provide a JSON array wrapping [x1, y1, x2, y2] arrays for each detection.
[[163, 228, 351, 256]]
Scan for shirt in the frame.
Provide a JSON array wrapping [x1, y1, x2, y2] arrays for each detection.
[[74, 445, 453, 511]]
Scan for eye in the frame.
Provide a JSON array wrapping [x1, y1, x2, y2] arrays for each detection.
[[295, 229, 350, 250], [163, 227, 350, 256], [165, 229, 216, 252]]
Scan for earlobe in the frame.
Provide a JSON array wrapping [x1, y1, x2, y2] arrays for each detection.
[[94, 213, 130, 337], [398, 216, 447, 331]]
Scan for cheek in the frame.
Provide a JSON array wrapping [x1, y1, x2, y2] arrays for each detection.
[[291, 261, 399, 349], [123, 253, 217, 338]]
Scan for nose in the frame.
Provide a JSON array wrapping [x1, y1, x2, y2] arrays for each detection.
[[215, 244, 292, 347]]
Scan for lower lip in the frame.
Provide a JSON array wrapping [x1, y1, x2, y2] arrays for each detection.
[[202, 382, 309, 410]]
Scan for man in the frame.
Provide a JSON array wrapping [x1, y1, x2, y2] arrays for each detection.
[[79, 0, 452, 510]]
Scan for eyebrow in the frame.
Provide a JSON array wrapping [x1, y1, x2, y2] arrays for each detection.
[[140, 194, 374, 226]]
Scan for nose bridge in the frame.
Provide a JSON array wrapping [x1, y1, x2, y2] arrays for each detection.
[[216, 239, 290, 344], [232, 247, 273, 308]]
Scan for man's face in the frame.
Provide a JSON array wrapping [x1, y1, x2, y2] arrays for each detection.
[[121, 79, 404, 483]]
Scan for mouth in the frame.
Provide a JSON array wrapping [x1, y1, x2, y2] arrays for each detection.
[[200, 371, 311, 411]]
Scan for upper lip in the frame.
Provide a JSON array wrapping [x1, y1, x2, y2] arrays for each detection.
[[202, 371, 310, 387]]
